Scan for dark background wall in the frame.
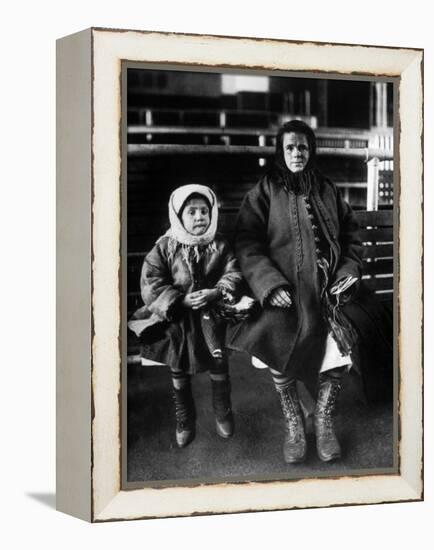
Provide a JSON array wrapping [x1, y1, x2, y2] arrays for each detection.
[[126, 68, 394, 317]]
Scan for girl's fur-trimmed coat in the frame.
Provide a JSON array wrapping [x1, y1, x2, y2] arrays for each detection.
[[129, 235, 243, 372]]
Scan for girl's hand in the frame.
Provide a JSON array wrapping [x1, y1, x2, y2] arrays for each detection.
[[268, 287, 292, 308], [183, 289, 221, 310], [182, 293, 196, 309]]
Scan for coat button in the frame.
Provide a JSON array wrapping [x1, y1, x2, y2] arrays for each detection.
[[314, 237, 320, 243], [305, 202, 311, 209], [316, 248, 321, 254], [311, 224, 318, 230]]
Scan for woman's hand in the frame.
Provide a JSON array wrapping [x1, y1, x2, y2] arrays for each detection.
[[183, 288, 222, 310], [268, 287, 292, 308], [329, 275, 359, 304]]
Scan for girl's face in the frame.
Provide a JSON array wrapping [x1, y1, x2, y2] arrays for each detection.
[[181, 197, 211, 235], [283, 132, 310, 173]]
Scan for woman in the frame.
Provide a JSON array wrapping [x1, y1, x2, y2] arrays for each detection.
[[228, 120, 363, 463]]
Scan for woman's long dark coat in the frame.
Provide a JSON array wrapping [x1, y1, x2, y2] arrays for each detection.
[[227, 174, 363, 375]]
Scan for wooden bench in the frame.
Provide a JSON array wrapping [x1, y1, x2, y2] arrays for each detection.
[[127, 208, 393, 363], [355, 209, 393, 300]]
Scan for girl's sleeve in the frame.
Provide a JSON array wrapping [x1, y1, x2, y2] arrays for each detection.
[[140, 242, 184, 320], [235, 179, 290, 305], [333, 186, 364, 284]]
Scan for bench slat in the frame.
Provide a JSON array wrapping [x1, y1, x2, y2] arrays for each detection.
[[363, 243, 394, 258], [362, 258, 393, 276], [354, 209, 393, 226], [359, 227, 393, 242], [362, 276, 393, 292]]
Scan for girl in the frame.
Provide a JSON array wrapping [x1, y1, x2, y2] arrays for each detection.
[[129, 184, 244, 448]]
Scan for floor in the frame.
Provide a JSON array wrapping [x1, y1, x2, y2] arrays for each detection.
[[126, 352, 396, 485]]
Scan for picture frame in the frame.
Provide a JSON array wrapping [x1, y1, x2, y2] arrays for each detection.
[[56, 27, 423, 522]]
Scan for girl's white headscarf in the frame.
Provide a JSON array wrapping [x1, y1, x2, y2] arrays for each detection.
[[165, 184, 218, 246]]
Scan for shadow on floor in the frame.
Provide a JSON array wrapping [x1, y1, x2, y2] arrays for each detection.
[[127, 353, 395, 485], [26, 492, 56, 509]]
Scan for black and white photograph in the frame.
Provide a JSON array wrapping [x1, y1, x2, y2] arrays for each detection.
[[124, 66, 396, 486], [3, 0, 430, 541]]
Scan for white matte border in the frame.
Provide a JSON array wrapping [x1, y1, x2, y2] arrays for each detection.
[[91, 28, 423, 522]]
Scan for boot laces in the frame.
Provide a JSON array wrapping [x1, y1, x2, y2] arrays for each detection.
[[174, 405, 189, 428], [212, 382, 231, 419], [321, 383, 340, 431], [173, 390, 193, 428], [281, 391, 302, 437]]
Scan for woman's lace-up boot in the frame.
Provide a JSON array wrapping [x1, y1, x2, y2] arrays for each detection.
[[276, 380, 307, 463], [314, 371, 343, 461]]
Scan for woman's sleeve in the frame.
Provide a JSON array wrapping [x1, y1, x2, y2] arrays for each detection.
[[215, 241, 244, 299], [140, 242, 184, 320], [235, 180, 290, 305], [333, 187, 364, 284]]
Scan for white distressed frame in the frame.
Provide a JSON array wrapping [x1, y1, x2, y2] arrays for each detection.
[[58, 28, 423, 522]]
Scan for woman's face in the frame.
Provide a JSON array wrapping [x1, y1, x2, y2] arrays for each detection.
[[181, 197, 211, 235], [283, 132, 310, 173]]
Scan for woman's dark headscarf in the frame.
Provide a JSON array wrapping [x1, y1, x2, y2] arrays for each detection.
[[271, 119, 318, 194]]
